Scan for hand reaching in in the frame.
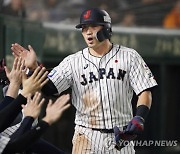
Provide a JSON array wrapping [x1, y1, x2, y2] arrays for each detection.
[[11, 43, 38, 70], [22, 92, 45, 119], [43, 94, 70, 125], [5, 57, 24, 86], [21, 66, 49, 97], [5, 57, 25, 98]]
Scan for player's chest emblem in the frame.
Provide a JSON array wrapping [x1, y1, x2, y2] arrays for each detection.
[[80, 68, 126, 86]]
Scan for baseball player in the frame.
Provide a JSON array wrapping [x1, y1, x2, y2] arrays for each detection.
[[11, 8, 157, 154]]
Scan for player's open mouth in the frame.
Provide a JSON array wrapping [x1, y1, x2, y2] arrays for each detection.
[[87, 37, 93, 41]]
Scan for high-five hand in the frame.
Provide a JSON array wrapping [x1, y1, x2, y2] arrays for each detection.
[[21, 67, 49, 97], [22, 92, 45, 119], [43, 94, 70, 125], [11, 43, 38, 70]]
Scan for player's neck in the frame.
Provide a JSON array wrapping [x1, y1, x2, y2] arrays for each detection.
[[89, 40, 112, 57]]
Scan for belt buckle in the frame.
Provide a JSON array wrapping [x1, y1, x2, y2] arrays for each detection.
[[99, 129, 105, 133]]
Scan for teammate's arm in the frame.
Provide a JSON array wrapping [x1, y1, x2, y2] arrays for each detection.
[[1, 57, 24, 99], [0, 67, 48, 132], [0, 94, 27, 132], [8, 92, 45, 139], [3, 94, 70, 153], [11, 43, 58, 96], [11, 43, 72, 97], [0, 58, 24, 109]]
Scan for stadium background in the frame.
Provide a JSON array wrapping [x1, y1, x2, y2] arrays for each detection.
[[0, 0, 180, 153]]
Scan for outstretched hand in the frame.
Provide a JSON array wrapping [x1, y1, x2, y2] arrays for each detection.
[[11, 43, 38, 70], [43, 94, 70, 125], [5, 57, 25, 98], [21, 66, 49, 97], [22, 92, 45, 119], [5, 57, 24, 86]]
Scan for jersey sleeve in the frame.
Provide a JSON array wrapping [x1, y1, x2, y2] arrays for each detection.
[[2, 120, 50, 153], [0, 135, 10, 153], [0, 94, 26, 132], [47, 56, 73, 94], [0, 96, 14, 110], [129, 51, 157, 95]]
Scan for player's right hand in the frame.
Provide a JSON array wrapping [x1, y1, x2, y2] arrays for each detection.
[[11, 43, 38, 70]]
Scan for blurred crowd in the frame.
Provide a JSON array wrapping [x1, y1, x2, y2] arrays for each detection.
[[0, 0, 180, 29]]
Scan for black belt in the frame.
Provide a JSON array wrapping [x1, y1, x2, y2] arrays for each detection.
[[91, 128, 114, 133], [79, 125, 127, 133], [79, 125, 114, 133], [92, 125, 127, 133]]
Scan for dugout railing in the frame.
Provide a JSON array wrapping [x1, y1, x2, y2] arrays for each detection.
[[0, 15, 180, 154]]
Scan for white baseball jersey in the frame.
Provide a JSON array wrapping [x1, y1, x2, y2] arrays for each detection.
[[48, 44, 157, 129]]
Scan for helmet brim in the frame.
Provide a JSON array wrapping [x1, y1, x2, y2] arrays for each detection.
[[75, 22, 106, 29], [75, 24, 83, 29]]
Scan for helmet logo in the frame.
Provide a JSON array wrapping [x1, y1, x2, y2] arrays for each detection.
[[104, 15, 111, 23], [83, 10, 91, 19]]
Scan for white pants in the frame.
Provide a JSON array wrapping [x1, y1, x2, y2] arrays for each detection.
[[72, 125, 135, 154]]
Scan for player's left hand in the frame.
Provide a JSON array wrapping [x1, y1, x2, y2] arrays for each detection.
[[125, 116, 144, 135], [113, 116, 145, 150], [113, 126, 137, 150]]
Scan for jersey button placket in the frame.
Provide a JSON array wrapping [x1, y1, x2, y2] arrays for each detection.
[[98, 60, 108, 128]]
